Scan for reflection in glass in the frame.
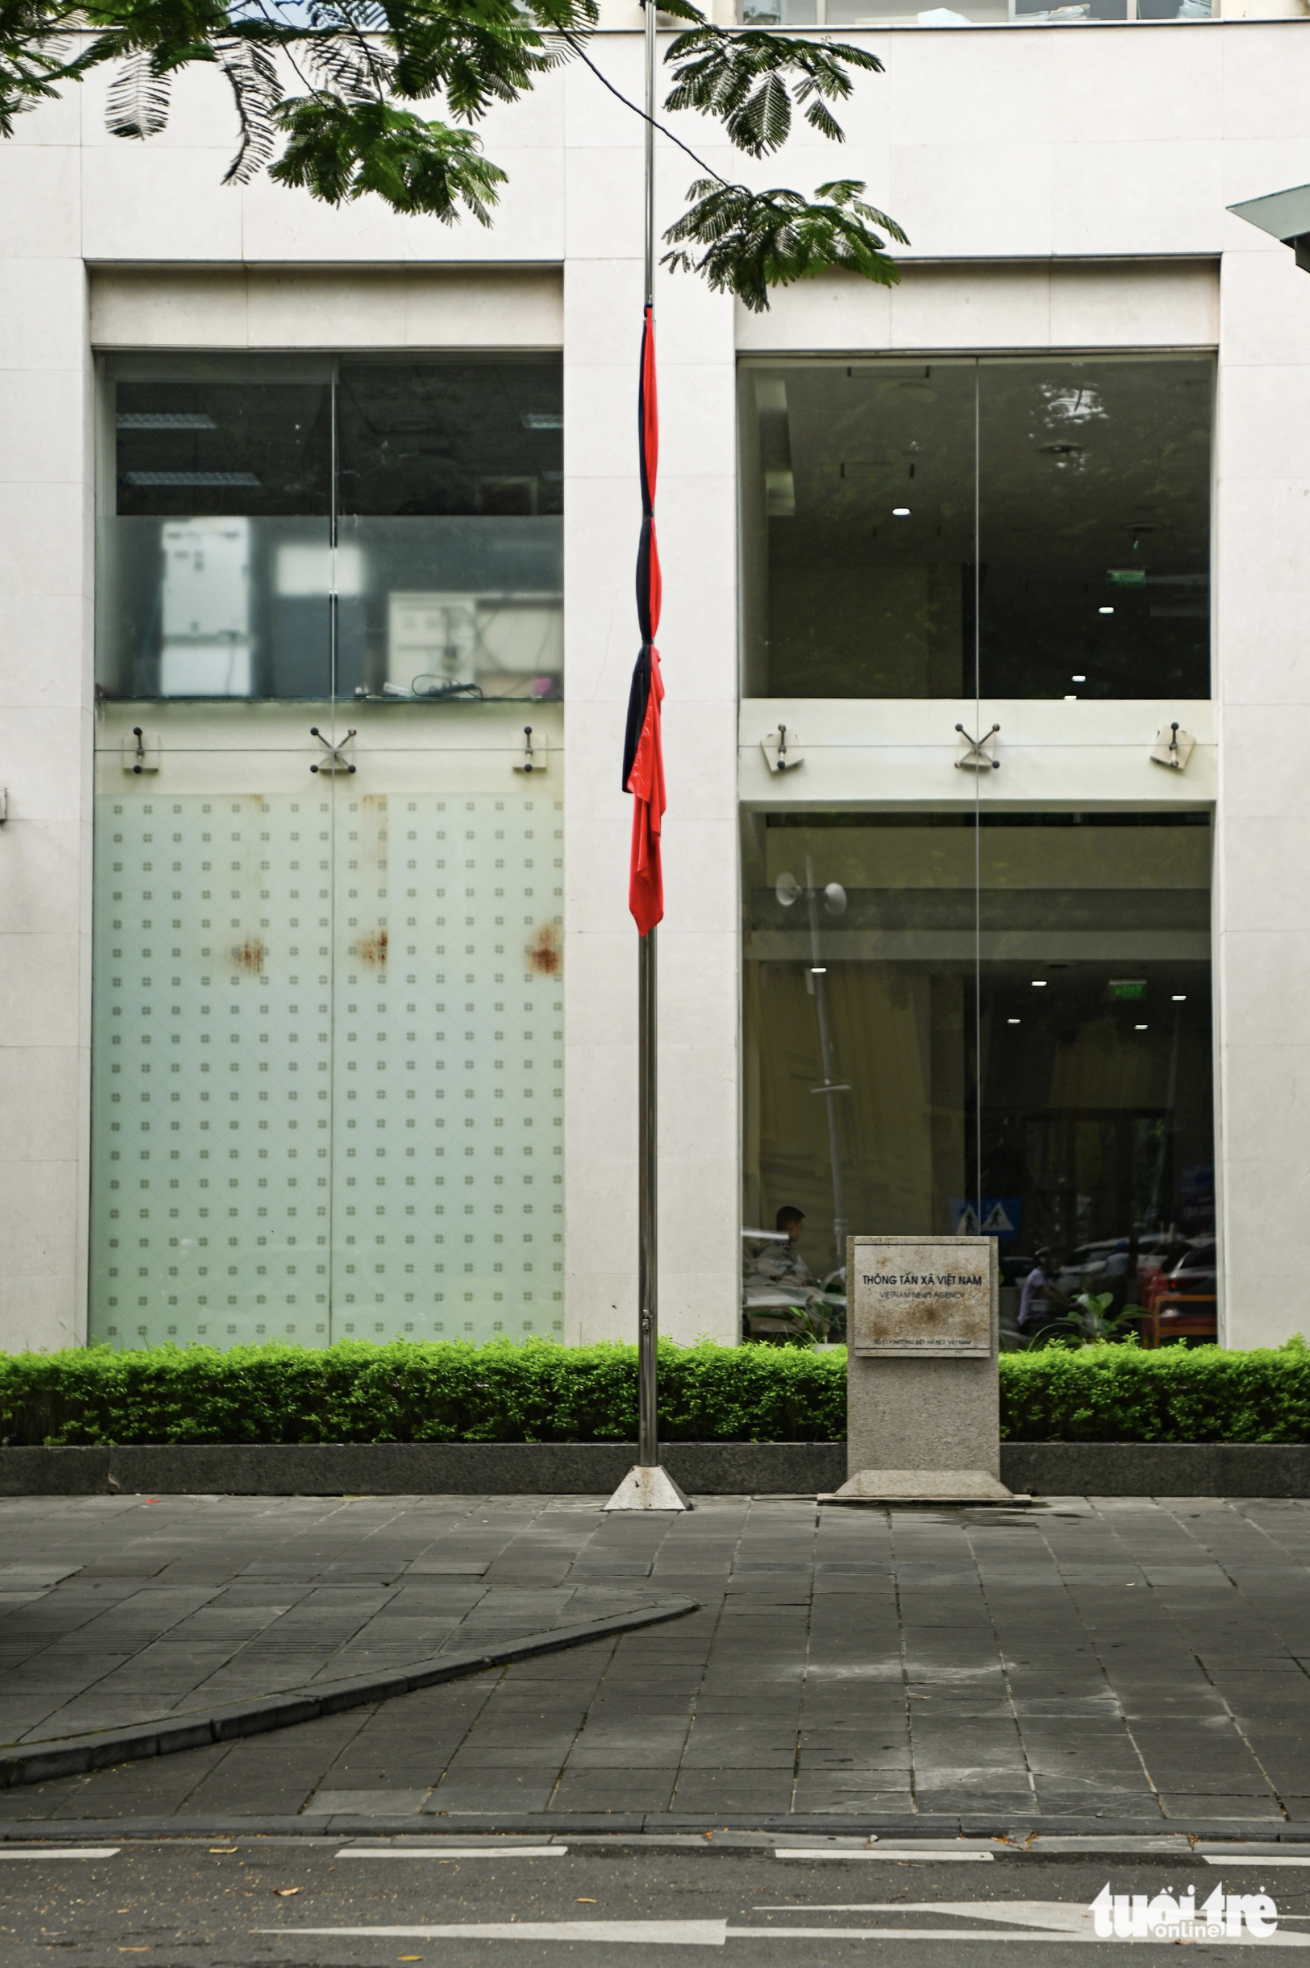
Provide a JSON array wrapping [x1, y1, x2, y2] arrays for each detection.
[[978, 360, 1210, 698], [740, 355, 1211, 700], [743, 812, 1213, 1306], [97, 353, 563, 703]]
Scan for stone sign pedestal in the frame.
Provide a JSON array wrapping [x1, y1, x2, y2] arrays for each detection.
[[831, 1234, 1017, 1504]]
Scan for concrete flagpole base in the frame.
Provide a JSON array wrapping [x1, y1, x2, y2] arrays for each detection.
[[603, 1464, 693, 1512]]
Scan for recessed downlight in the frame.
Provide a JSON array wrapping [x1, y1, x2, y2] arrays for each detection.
[[1007, 1018, 1021, 1025], [1099, 606, 1114, 615], [1135, 1023, 1148, 1031], [1071, 674, 1086, 682], [892, 507, 911, 517], [1172, 994, 1187, 1002]]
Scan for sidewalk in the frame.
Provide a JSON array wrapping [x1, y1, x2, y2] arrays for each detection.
[[2, 1492, 1309, 1829]]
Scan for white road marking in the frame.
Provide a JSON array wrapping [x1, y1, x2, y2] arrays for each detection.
[[774, 1849, 994, 1862], [0, 1848, 119, 1860], [730, 1928, 1310, 1944], [334, 1845, 565, 1859], [254, 1915, 1310, 1948], [758, 1904, 1093, 1933], [1205, 1856, 1310, 1867], [257, 1921, 729, 1944]]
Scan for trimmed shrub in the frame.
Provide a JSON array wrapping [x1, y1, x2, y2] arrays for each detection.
[[0, 1338, 846, 1447], [999, 1339, 1310, 1444], [1, 1337, 1308, 1448]]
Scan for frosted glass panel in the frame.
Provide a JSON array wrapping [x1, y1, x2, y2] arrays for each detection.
[[90, 791, 334, 1347], [89, 779, 563, 1349], [328, 790, 563, 1342]]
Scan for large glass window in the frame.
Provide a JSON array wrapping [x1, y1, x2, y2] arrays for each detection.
[[98, 353, 563, 704], [740, 355, 1212, 700], [739, 1, 1216, 24], [743, 810, 1213, 1319]]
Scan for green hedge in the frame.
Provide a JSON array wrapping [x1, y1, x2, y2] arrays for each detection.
[[1, 1338, 1308, 1448], [999, 1339, 1310, 1444], [0, 1339, 846, 1447]]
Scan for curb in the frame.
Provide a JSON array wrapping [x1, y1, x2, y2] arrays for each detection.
[[4, 1441, 1310, 1497], [0, 1598, 698, 1792], [2, 1814, 1309, 1843], [0, 1443, 846, 1497]]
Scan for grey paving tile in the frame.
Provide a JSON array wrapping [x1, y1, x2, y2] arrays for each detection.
[[671, 1770, 797, 1812], [311, 1788, 429, 1814], [426, 1774, 559, 1810]]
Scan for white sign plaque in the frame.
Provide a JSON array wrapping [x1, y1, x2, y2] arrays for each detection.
[[849, 1235, 995, 1358]]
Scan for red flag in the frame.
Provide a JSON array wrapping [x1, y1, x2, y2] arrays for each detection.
[[622, 306, 665, 937]]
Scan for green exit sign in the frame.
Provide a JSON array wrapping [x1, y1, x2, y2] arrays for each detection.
[[1107, 568, 1146, 587], [1109, 978, 1147, 1002]]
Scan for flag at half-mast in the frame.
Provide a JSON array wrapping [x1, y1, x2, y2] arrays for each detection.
[[622, 305, 665, 937]]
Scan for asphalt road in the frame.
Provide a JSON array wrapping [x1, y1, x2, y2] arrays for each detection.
[[1, 1836, 1308, 1965]]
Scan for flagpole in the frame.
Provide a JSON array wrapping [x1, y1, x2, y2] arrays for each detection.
[[637, 0, 658, 1476], [605, 0, 689, 1513]]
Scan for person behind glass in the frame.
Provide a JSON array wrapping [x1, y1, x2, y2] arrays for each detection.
[[753, 1206, 817, 1288], [1018, 1247, 1070, 1334]]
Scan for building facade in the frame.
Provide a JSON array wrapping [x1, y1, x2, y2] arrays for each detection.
[[0, 5, 1306, 1356]]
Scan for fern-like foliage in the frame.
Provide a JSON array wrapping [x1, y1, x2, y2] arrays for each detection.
[[216, 36, 280, 183], [105, 46, 172, 137], [270, 95, 507, 219], [663, 24, 884, 158], [662, 176, 906, 313]]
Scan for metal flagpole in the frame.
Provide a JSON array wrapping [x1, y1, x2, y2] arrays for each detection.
[[638, 0, 659, 1479], [605, 0, 689, 1513]]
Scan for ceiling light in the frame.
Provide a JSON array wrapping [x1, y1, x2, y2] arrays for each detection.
[[1031, 980, 1047, 988], [1007, 1018, 1021, 1025], [1172, 994, 1187, 1002], [810, 966, 827, 975], [117, 412, 217, 431], [125, 471, 260, 488], [892, 507, 911, 517], [1064, 694, 1077, 700], [1071, 674, 1086, 683], [1135, 1023, 1148, 1031], [1099, 606, 1114, 615]]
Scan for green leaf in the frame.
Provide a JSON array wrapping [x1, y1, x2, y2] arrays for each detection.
[[662, 175, 906, 313], [270, 95, 507, 218], [300, 0, 597, 120], [663, 25, 883, 159]]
